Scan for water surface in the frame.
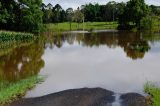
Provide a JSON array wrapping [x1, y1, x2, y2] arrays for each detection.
[[0, 30, 160, 97]]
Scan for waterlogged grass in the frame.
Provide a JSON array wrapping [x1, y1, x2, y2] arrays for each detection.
[[0, 31, 35, 41], [144, 83, 160, 106], [0, 76, 44, 105], [46, 22, 118, 31]]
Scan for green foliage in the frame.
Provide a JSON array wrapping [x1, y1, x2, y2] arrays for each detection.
[[0, 31, 34, 42], [140, 17, 153, 30], [118, 0, 150, 30], [150, 5, 160, 16], [0, 76, 44, 105], [140, 16, 160, 31], [144, 83, 160, 106], [0, 0, 43, 33], [82, 2, 122, 22], [73, 8, 84, 23], [42, 2, 126, 24], [66, 8, 74, 22], [42, 3, 67, 24]]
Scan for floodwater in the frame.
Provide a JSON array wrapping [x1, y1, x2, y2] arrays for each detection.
[[0, 30, 160, 98]]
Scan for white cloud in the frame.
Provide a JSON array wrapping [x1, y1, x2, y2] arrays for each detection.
[[43, 0, 160, 10]]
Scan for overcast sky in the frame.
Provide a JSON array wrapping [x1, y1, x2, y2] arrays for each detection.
[[43, 0, 160, 10]]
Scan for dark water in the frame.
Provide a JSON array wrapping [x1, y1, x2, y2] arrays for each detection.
[[0, 30, 160, 97]]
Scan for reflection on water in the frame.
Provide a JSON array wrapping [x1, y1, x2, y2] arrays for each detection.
[[26, 30, 160, 97], [0, 30, 160, 97], [0, 40, 45, 82], [43, 31, 153, 60]]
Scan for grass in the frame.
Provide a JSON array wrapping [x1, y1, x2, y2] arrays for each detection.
[[144, 83, 160, 106], [0, 31, 35, 42], [46, 22, 118, 31], [0, 31, 36, 57], [0, 76, 44, 105], [151, 16, 160, 32]]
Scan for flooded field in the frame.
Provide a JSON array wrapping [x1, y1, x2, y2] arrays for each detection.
[[0, 30, 160, 98]]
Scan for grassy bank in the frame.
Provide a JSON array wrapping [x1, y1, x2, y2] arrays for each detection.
[[46, 22, 118, 31], [0, 76, 44, 105], [144, 83, 160, 106], [0, 31, 35, 41]]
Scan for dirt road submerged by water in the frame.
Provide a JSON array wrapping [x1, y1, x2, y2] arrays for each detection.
[[10, 88, 147, 106]]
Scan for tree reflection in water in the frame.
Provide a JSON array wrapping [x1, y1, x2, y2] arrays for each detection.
[[0, 30, 158, 85], [0, 40, 45, 82], [43, 31, 156, 60]]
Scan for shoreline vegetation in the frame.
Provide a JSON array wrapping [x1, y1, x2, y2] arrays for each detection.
[[145, 83, 160, 106], [0, 76, 44, 105], [0, 31, 35, 41], [0, 31, 36, 56]]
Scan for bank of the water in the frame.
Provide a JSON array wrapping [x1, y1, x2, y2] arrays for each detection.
[[145, 83, 160, 106], [46, 22, 118, 32], [0, 76, 43, 105]]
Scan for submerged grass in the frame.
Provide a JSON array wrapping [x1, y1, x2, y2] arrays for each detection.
[[46, 22, 118, 31], [144, 83, 160, 106], [0, 76, 44, 105]]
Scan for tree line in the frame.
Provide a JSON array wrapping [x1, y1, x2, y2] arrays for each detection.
[[0, 0, 160, 32]]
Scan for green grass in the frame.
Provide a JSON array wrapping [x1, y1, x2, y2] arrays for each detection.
[[144, 83, 160, 106], [151, 16, 160, 32], [0, 31, 36, 57], [0, 76, 44, 105], [0, 31, 35, 42], [46, 22, 118, 31]]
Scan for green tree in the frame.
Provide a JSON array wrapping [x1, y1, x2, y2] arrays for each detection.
[[0, 0, 43, 33], [52, 4, 63, 23], [18, 0, 43, 32], [150, 5, 160, 16], [66, 8, 74, 30], [42, 3, 53, 23], [118, 0, 150, 29], [0, 0, 17, 30], [73, 7, 84, 29]]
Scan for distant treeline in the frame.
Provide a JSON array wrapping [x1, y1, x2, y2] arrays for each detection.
[[42, 1, 160, 23], [0, 0, 160, 32], [42, 0, 160, 30]]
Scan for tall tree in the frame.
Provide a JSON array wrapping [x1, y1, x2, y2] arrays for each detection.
[[118, 0, 150, 29], [0, 0, 17, 30], [52, 4, 63, 23], [0, 0, 43, 32], [73, 7, 84, 29], [18, 0, 43, 32], [66, 8, 74, 30]]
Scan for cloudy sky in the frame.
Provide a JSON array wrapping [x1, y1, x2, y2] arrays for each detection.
[[43, 0, 160, 10]]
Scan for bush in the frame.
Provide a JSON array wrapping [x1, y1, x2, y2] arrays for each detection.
[[140, 17, 153, 30]]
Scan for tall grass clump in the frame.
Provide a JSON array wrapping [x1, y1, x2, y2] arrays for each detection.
[[0, 76, 44, 105], [144, 82, 160, 106]]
